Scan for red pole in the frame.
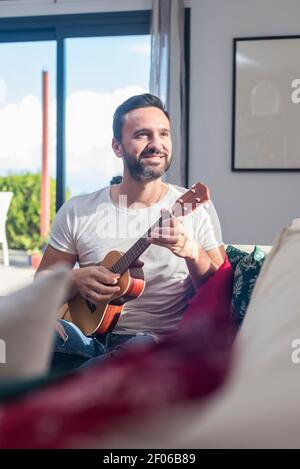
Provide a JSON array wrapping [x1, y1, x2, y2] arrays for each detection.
[[40, 70, 50, 242]]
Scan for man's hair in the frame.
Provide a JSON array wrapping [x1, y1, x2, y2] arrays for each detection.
[[110, 175, 122, 185], [113, 93, 169, 142]]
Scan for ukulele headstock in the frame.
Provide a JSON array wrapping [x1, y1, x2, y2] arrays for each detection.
[[171, 182, 210, 217]]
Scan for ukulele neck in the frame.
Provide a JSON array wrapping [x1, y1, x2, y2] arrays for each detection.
[[110, 216, 164, 275], [110, 182, 209, 275]]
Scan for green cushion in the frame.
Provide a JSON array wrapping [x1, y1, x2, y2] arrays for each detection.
[[226, 245, 266, 326], [226, 245, 248, 270]]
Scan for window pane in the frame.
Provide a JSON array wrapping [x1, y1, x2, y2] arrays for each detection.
[[66, 35, 150, 197], [0, 41, 56, 263]]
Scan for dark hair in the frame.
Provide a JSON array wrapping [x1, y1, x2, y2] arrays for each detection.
[[110, 175, 122, 185], [113, 93, 169, 142]]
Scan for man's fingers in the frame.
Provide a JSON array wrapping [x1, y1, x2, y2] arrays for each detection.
[[86, 291, 117, 303], [149, 236, 178, 245], [160, 208, 175, 227], [95, 266, 120, 284], [89, 280, 120, 295], [150, 227, 183, 238], [130, 259, 144, 268]]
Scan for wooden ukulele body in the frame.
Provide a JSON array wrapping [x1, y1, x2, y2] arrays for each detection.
[[59, 250, 145, 335]]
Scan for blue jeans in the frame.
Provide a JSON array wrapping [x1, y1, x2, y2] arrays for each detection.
[[51, 319, 157, 373]]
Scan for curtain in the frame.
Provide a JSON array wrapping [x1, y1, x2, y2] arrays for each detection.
[[150, 0, 187, 187]]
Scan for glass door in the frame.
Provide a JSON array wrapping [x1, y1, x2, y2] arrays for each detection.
[[65, 34, 151, 197], [0, 41, 56, 264]]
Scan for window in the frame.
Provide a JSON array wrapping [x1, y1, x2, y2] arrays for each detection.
[[0, 11, 151, 209], [0, 40, 56, 185], [0, 11, 150, 264], [65, 34, 150, 197]]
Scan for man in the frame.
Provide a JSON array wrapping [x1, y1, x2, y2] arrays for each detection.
[[37, 93, 225, 370]]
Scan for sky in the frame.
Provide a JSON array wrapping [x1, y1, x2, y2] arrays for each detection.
[[0, 35, 150, 196]]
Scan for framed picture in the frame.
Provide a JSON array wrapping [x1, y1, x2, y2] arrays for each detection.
[[232, 36, 300, 171]]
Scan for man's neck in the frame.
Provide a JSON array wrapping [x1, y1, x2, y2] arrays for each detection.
[[110, 178, 168, 208]]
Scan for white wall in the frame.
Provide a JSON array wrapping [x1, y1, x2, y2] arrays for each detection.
[[189, 0, 300, 244]]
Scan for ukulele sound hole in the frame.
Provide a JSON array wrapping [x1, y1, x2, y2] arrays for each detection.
[[85, 299, 96, 314]]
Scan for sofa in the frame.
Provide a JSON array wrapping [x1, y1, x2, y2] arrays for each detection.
[[0, 229, 298, 448], [97, 229, 300, 449]]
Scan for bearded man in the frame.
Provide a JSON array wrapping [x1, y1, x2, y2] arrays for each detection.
[[37, 94, 225, 370]]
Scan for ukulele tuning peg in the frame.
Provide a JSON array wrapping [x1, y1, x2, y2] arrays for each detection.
[[178, 198, 183, 204], [191, 188, 196, 193], [195, 197, 201, 203]]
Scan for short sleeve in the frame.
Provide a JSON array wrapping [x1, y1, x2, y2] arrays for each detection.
[[48, 198, 77, 254], [193, 200, 223, 251]]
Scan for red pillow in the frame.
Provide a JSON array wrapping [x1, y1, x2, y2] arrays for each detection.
[[182, 254, 234, 325]]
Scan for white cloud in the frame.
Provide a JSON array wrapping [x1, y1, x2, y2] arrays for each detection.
[[0, 95, 42, 171], [0, 80, 6, 104], [0, 85, 147, 194], [130, 42, 151, 56]]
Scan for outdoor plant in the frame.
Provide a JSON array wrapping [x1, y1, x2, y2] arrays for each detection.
[[0, 172, 57, 251]]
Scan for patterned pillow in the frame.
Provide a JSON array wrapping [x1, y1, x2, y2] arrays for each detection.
[[226, 245, 248, 270], [226, 245, 266, 326]]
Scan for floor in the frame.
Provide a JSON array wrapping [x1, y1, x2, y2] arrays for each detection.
[[0, 250, 35, 295]]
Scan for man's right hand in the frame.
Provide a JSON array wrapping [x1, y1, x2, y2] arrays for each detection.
[[72, 266, 120, 304]]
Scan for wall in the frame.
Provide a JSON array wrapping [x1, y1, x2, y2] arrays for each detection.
[[189, 0, 300, 244], [0, 0, 152, 17], [1, 0, 299, 244]]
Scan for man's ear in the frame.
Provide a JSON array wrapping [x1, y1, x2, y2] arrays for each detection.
[[112, 138, 123, 158]]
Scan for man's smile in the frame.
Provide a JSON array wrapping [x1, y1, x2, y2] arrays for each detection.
[[141, 155, 166, 164], [141, 151, 167, 159]]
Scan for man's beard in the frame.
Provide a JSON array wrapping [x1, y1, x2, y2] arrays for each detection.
[[121, 146, 172, 181]]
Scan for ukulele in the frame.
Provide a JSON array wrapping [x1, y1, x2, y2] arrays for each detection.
[[58, 182, 210, 335]]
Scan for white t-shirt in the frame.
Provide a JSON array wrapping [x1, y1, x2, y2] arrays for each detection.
[[49, 184, 223, 337]]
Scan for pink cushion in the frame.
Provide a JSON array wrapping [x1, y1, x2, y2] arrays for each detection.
[[182, 255, 234, 325]]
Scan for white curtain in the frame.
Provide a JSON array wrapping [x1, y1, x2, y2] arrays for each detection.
[[150, 0, 187, 187]]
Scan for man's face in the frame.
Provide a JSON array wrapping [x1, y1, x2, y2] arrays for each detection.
[[113, 106, 172, 181]]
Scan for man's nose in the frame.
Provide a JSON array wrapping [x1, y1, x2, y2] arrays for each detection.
[[147, 134, 163, 152]]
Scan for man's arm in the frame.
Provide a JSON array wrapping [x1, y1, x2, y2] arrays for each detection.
[[35, 245, 121, 303], [35, 245, 78, 300], [184, 244, 226, 288], [148, 209, 226, 289]]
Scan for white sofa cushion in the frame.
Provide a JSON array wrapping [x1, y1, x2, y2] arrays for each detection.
[[188, 220, 300, 448], [226, 244, 272, 254], [0, 266, 70, 381]]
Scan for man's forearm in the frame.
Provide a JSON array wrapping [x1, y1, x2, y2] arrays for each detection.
[[185, 244, 217, 289], [34, 268, 79, 302], [63, 273, 79, 301]]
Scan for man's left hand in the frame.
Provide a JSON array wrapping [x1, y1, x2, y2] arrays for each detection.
[[148, 209, 198, 260]]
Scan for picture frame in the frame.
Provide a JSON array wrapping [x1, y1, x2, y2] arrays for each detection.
[[232, 36, 300, 171]]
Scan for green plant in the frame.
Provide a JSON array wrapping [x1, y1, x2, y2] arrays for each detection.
[[0, 172, 59, 251]]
